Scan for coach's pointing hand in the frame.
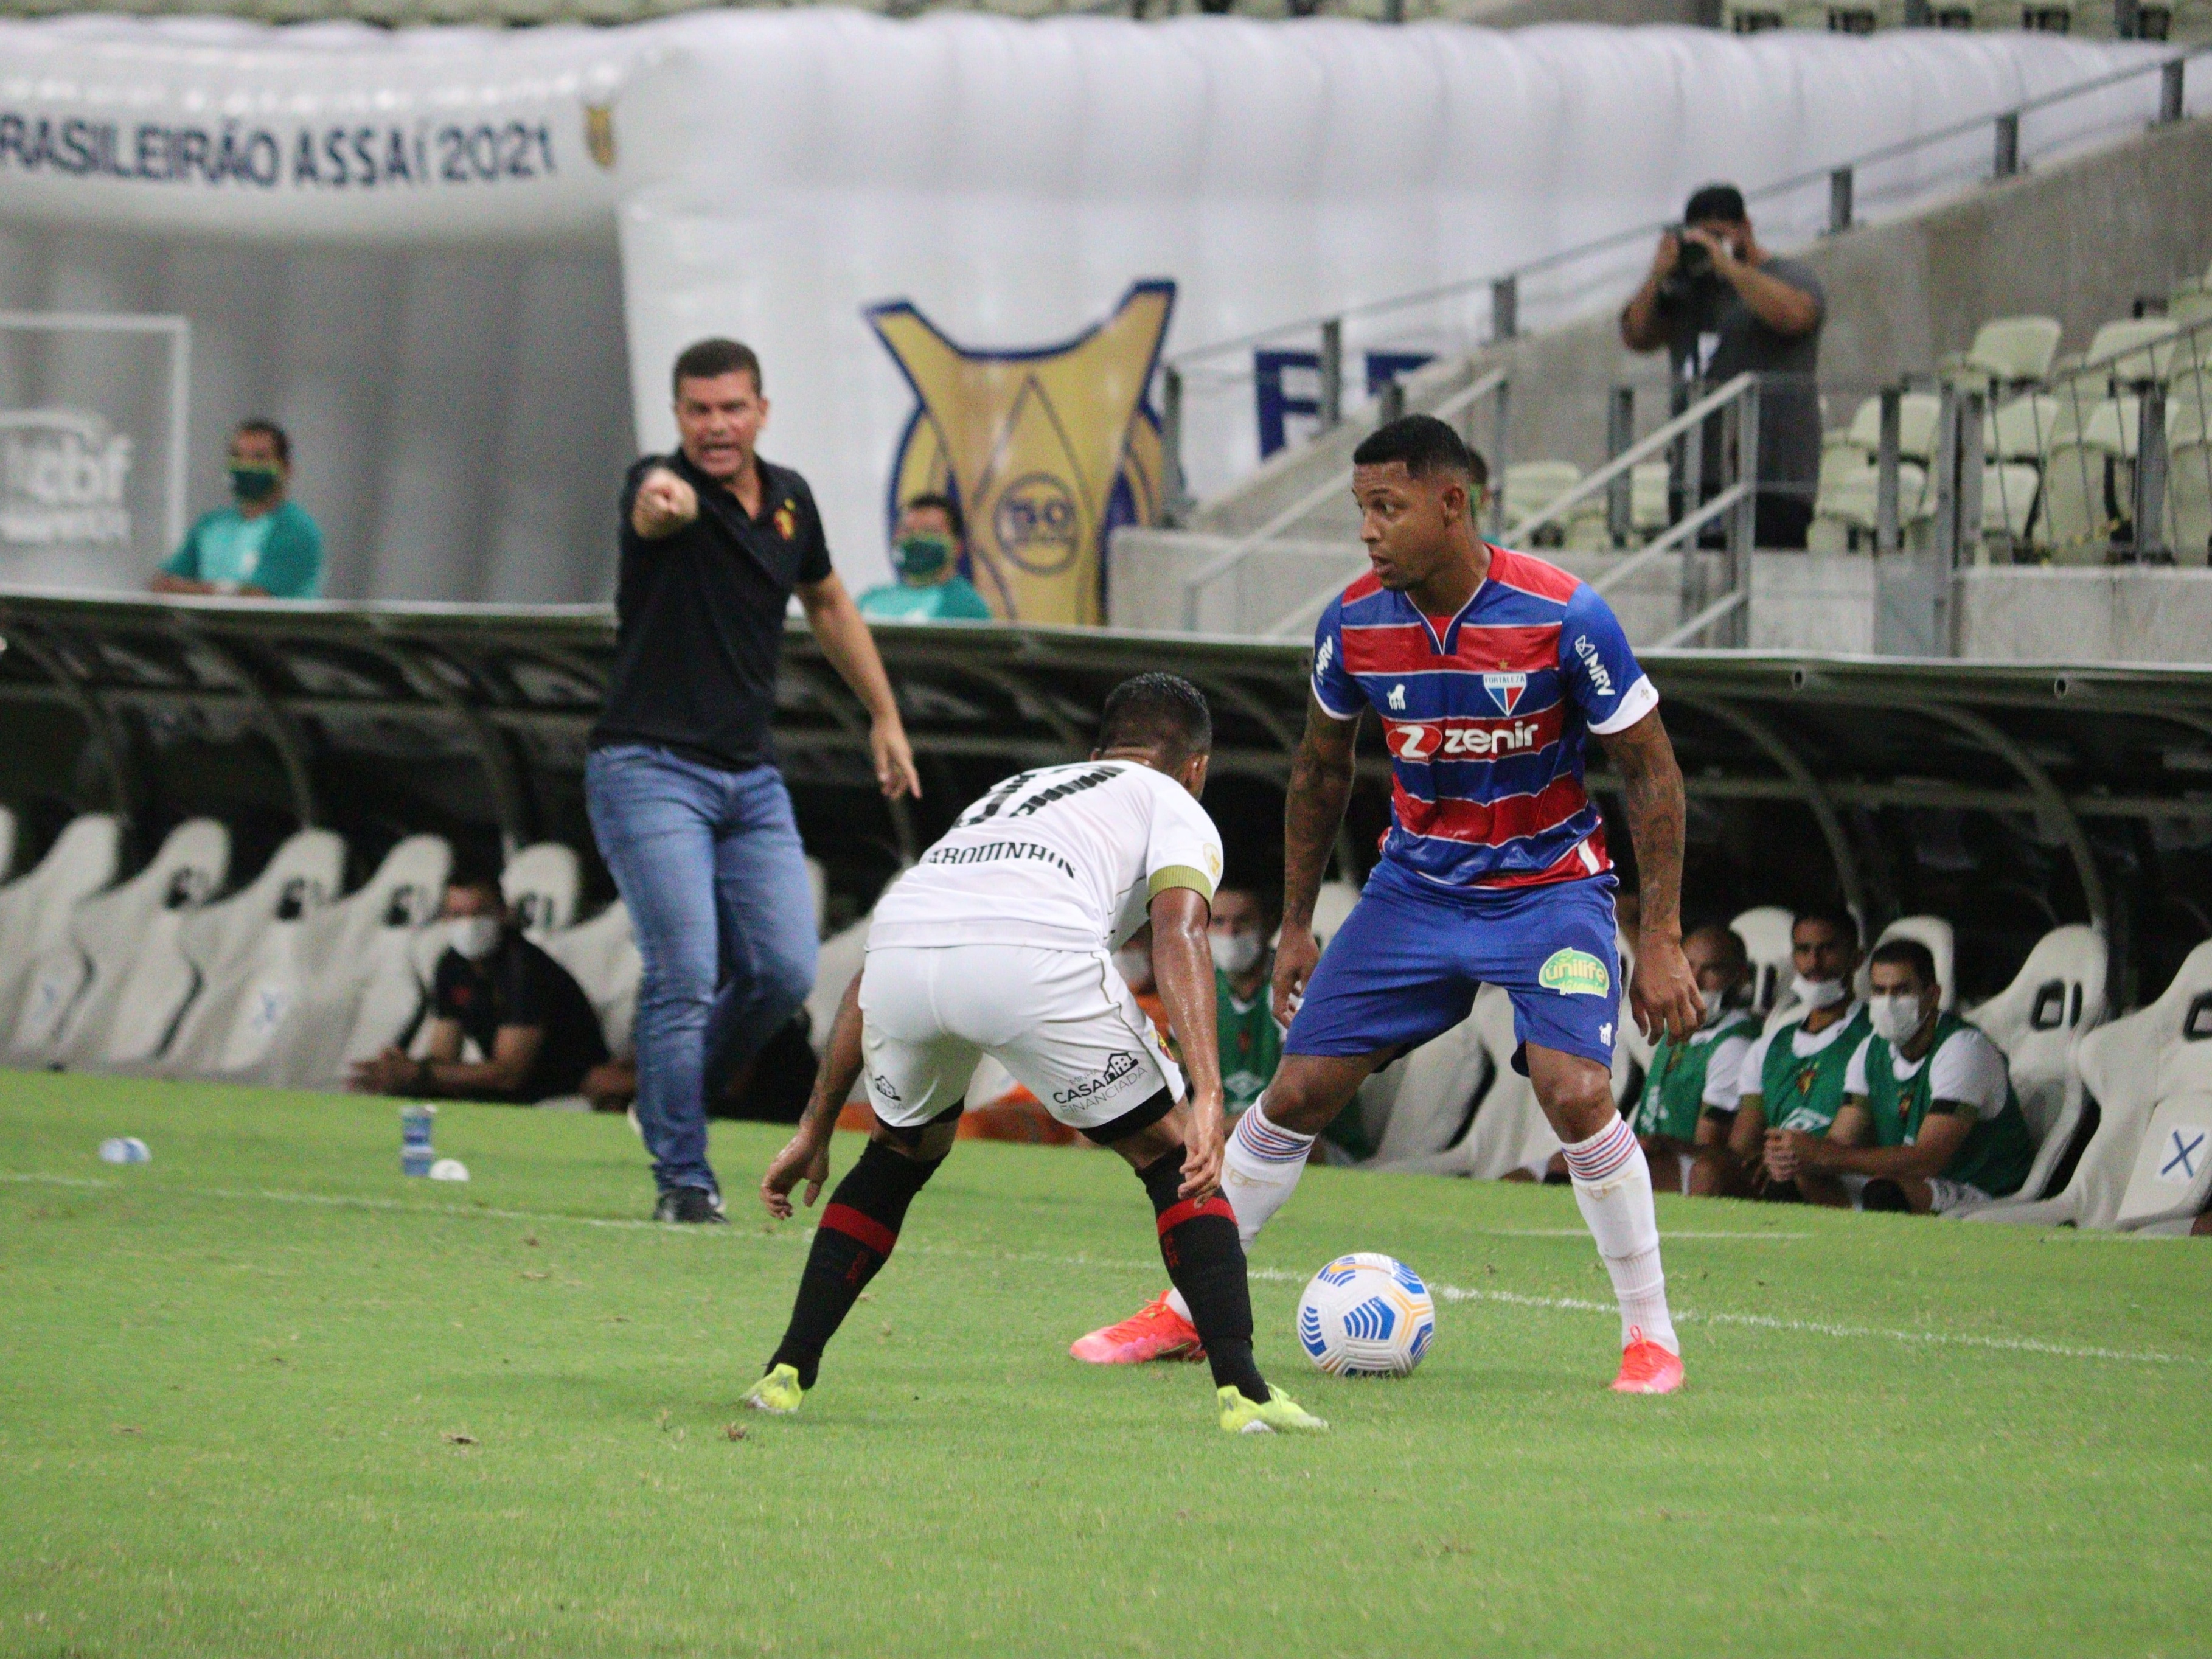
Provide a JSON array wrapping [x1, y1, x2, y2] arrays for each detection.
[[631, 466, 700, 540]]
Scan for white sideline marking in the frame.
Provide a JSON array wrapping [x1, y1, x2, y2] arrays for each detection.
[[4, 1169, 2199, 1368]]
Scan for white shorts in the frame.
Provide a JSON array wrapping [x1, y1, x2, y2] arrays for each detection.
[[858, 944, 1183, 1135]]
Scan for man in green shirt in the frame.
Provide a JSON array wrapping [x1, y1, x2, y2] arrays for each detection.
[[153, 420, 324, 599], [1211, 885, 1282, 1116], [857, 494, 994, 622], [1772, 937, 2034, 1213], [1697, 905, 1868, 1200], [1627, 923, 1762, 1195]]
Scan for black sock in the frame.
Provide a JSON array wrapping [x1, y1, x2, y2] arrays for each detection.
[[768, 1141, 942, 1389], [1135, 1148, 1269, 1402]]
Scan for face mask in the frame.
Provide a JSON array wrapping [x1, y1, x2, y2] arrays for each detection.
[[451, 916, 504, 961], [229, 464, 282, 503], [1210, 930, 1263, 977], [1789, 972, 1848, 1010], [1112, 945, 1153, 991], [1867, 992, 1928, 1044], [1697, 994, 1728, 1030], [893, 532, 953, 582]]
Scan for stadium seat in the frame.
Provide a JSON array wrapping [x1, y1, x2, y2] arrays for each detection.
[[1630, 462, 1670, 536], [807, 917, 871, 1056], [229, 834, 451, 1089], [1984, 394, 2063, 463], [502, 843, 580, 937], [1953, 923, 2107, 1210], [1939, 316, 2062, 389], [152, 829, 348, 1077], [1841, 392, 1943, 462], [2040, 399, 2137, 563], [1503, 461, 1601, 548], [0, 813, 120, 1046], [1972, 939, 2212, 1230], [2110, 1091, 2212, 1234], [10, 819, 230, 1068], [1365, 986, 1559, 1179], [1866, 914, 1956, 1009], [1981, 461, 2042, 551], [2168, 417, 2212, 566], [1360, 1013, 1493, 1170], [1810, 459, 1929, 552], [1310, 880, 1362, 950], [540, 901, 643, 1056], [1729, 905, 1795, 1017]]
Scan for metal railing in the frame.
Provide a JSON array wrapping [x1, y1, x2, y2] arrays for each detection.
[[1155, 41, 2207, 505], [1177, 368, 1509, 631]]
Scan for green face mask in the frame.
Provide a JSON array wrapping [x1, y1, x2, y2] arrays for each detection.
[[893, 532, 954, 582], [229, 465, 282, 504]]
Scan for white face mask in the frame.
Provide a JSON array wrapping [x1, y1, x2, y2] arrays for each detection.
[[1789, 972, 1848, 1010], [451, 916, 504, 962], [1209, 930, 1264, 977], [1112, 945, 1153, 992], [1867, 991, 1929, 1044]]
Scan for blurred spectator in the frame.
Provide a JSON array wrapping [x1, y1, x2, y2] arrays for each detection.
[[1772, 937, 2035, 1212], [1696, 906, 1866, 1200], [1627, 923, 1762, 1195], [1211, 884, 1282, 1115], [1619, 184, 1826, 550], [857, 494, 994, 621], [153, 420, 324, 599], [350, 873, 607, 1104]]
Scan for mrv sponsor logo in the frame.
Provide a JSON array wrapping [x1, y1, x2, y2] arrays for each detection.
[[1573, 634, 1613, 698], [1053, 1050, 1142, 1107], [1, 410, 130, 546]]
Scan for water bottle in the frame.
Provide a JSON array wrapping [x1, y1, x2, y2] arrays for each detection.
[[400, 1103, 437, 1177], [98, 1136, 151, 1165]]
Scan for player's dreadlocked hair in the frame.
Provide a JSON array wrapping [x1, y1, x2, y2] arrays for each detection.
[[1097, 672, 1212, 769], [1352, 414, 1489, 496]]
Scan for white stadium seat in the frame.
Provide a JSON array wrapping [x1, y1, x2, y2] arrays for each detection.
[[503, 842, 580, 937], [1310, 880, 1362, 950], [0, 814, 121, 1046], [13, 819, 231, 1068], [154, 830, 347, 1077], [808, 917, 871, 1056], [540, 901, 643, 1056], [1360, 1012, 1492, 1170], [1972, 940, 2212, 1231], [2113, 1092, 2212, 1234], [227, 834, 451, 1090], [1365, 986, 1560, 1180], [1729, 905, 1795, 1017], [1953, 923, 2107, 1211], [1940, 315, 2063, 388]]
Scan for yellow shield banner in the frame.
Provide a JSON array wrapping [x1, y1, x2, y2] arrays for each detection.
[[867, 280, 1174, 625]]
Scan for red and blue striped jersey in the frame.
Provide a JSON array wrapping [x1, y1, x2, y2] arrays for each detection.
[[1311, 544, 1657, 891]]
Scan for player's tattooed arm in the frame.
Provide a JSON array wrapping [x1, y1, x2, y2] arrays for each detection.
[[1599, 708, 1705, 1044], [1150, 885, 1228, 1198], [1274, 694, 1359, 1027], [760, 971, 863, 1218]]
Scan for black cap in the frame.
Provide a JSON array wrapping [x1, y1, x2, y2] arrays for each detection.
[[1683, 183, 1747, 225]]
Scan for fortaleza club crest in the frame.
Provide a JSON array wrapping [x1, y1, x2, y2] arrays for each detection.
[[1537, 947, 1610, 997], [866, 281, 1175, 626], [1483, 672, 1527, 716]]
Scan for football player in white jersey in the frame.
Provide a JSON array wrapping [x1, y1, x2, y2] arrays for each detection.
[[740, 673, 1326, 1435]]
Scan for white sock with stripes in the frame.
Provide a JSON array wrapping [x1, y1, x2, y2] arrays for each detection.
[[1561, 1113, 1677, 1355], [1164, 1103, 1316, 1326]]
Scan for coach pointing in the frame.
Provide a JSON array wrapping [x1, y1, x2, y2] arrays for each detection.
[[589, 338, 921, 1224]]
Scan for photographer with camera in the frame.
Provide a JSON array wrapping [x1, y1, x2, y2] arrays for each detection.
[[1620, 184, 1825, 551]]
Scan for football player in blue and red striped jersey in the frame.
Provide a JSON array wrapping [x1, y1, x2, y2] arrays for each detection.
[[1070, 416, 1705, 1393]]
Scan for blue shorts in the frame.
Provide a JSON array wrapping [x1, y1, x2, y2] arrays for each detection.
[[1285, 860, 1621, 1071]]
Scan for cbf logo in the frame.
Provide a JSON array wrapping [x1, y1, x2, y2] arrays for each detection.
[[1482, 672, 1527, 716], [0, 409, 131, 548], [868, 280, 1175, 626]]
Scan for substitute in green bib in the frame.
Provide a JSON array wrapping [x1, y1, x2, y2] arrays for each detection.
[[1628, 923, 1762, 1194], [1701, 906, 1867, 1201], [1775, 936, 2034, 1214], [153, 420, 324, 600], [1211, 885, 1284, 1117], [857, 494, 995, 622]]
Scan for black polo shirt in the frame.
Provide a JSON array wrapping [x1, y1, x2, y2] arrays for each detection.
[[591, 450, 833, 771], [431, 934, 610, 1103]]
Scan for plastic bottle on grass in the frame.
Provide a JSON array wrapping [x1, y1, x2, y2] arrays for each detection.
[[401, 1103, 437, 1177]]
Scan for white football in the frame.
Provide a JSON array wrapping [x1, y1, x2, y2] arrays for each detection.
[[1295, 1253, 1438, 1378]]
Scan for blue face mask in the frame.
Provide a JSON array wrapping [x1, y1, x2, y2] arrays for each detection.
[[893, 532, 954, 582]]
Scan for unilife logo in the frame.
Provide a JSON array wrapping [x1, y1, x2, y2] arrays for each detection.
[[1573, 634, 1613, 698]]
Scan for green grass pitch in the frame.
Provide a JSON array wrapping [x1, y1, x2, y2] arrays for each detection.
[[2, 1069, 2208, 1659]]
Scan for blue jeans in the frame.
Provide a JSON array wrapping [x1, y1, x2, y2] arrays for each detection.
[[585, 746, 819, 1196]]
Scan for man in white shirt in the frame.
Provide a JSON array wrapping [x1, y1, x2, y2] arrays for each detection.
[[740, 673, 1326, 1436]]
